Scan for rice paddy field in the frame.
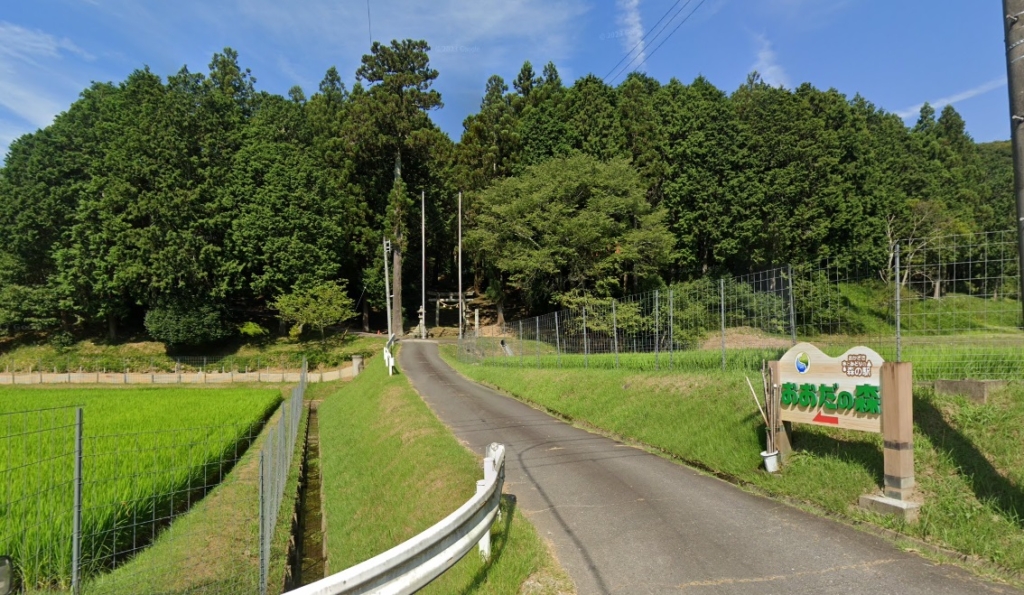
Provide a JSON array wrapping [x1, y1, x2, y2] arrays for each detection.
[[0, 386, 282, 591]]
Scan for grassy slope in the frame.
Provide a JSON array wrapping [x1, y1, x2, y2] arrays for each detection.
[[0, 334, 383, 372], [442, 346, 1024, 583], [318, 352, 574, 594]]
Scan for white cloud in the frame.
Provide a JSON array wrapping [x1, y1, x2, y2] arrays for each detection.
[[896, 77, 1007, 119], [752, 34, 789, 88], [230, 0, 588, 79], [0, 21, 94, 63], [616, 0, 646, 70], [0, 67, 66, 128], [0, 21, 91, 137]]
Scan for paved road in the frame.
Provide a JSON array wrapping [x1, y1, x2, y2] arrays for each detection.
[[398, 340, 1022, 595]]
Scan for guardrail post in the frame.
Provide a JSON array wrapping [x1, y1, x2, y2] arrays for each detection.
[[477, 453, 495, 561], [287, 442, 506, 595]]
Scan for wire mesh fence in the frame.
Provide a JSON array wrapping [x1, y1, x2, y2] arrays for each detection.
[[0, 353, 340, 375], [0, 361, 308, 594], [0, 407, 78, 591], [459, 230, 1024, 382], [259, 360, 306, 595]]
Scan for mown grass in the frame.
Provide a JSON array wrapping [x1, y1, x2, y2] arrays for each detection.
[[442, 345, 1024, 582], [317, 351, 574, 594], [461, 336, 1024, 381], [0, 386, 282, 590], [0, 334, 384, 373]]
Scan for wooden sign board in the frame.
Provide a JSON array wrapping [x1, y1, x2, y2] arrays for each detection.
[[778, 342, 884, 433]]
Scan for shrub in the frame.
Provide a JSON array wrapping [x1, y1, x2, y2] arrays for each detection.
[[144, 303, 232, 348]]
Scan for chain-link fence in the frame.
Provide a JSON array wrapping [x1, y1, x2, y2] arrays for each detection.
[[459, 230, 1024, 382], [0, 361, 308, 594]]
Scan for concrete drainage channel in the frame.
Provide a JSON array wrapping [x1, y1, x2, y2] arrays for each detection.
[[282, 401, 327, 591]]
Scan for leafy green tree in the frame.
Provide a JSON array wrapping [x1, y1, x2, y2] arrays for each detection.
[[467, 155, 673, 310], [563, 75, 624, 160], [273, 281, 357, 341], [657, 77, 737, 275], [457, 74, 520, 190], [516, 62, 569, 167], [352, 39, 443, 333]]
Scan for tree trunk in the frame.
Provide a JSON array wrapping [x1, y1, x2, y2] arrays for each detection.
[[107, 312, 117, 342], [392, 234, 403, 336], [362, 299, 370, 332], [496, 301, 505, 327], [933, 265, 941, 299]]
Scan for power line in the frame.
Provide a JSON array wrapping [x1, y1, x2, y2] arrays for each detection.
[[602, 0, 687, 83], [609, 0, 710, 84], [605, 0, 696, 84]]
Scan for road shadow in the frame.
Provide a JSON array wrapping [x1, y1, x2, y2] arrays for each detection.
[[915, 395, 1024, 528]]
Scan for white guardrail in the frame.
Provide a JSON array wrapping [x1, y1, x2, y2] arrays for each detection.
[[383, 334, 396, 376], [287, 443, 506, 595]]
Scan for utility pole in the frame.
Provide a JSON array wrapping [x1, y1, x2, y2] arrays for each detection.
[[1004, 0, 1024, 321], [383, 238, 393, 337], [420, 190, 426, 339], [458, 191, 463, 340]]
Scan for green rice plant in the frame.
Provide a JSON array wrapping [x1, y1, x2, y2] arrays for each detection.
[[0, 387, 281, 591]]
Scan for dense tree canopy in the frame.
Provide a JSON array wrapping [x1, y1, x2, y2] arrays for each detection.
[[0, 44, 1013, 344]]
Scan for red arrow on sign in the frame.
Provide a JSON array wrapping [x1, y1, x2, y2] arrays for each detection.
[[813, 410, 840, 425]]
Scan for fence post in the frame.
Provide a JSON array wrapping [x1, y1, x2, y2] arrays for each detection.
[[669, 290, 674, 369], [895, 242, 902, 363], [519, 320, 523, 368], [787, 264, 797, 345], [720, 278, 726, 372], [72, 407, 83, 595], [583, 306, 589, 369], [612, 299, 619, 369], [258, 452, 266, 595], [654, 290, 660, 371], [536, 317, 540, 368], [554, 312, 561, 368]]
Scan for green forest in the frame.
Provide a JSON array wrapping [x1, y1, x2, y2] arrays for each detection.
[[0, 39, 1014, 347]]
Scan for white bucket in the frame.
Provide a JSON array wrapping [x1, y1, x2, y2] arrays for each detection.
[[761, 450, 780, 473]]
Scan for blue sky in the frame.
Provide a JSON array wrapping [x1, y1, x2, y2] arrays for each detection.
[[0, 1, 1009, 160]]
